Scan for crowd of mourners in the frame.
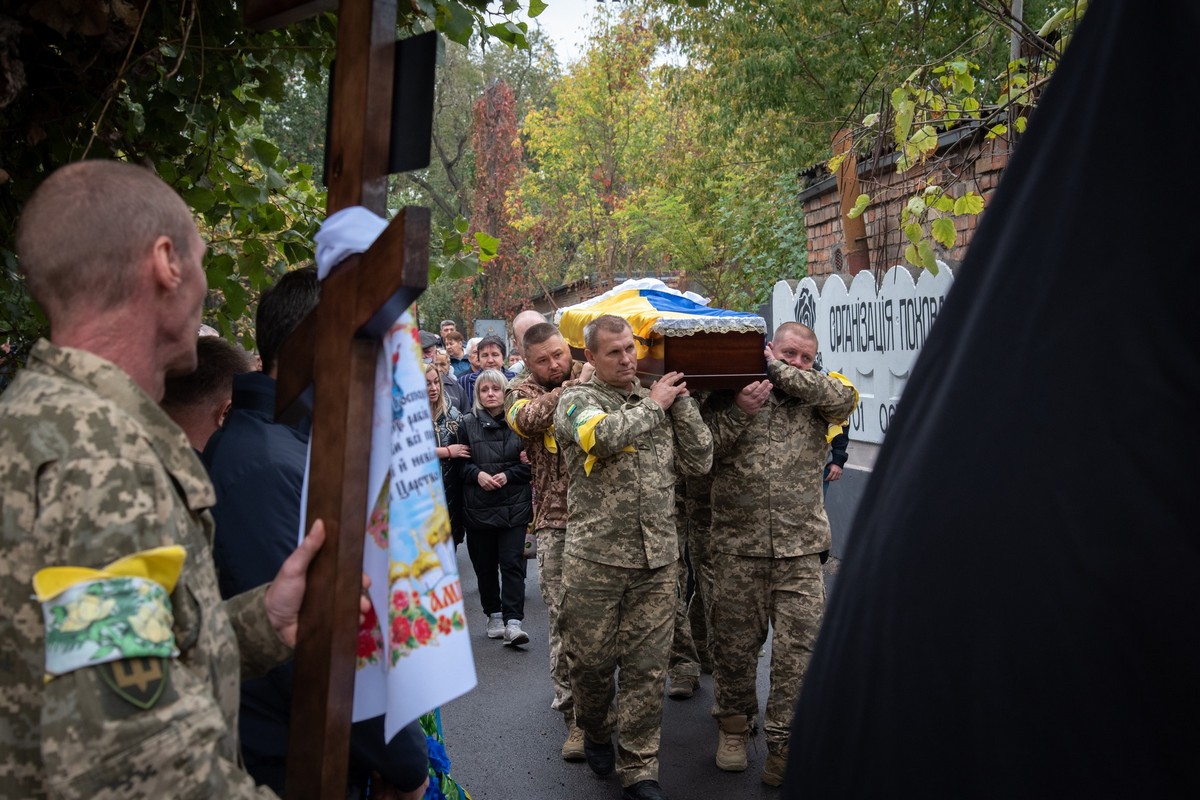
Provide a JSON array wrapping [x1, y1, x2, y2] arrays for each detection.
[[0, 161, 856, 800]]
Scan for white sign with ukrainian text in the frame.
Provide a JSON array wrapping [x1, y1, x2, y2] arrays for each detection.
[[771, 265, 954, 444]]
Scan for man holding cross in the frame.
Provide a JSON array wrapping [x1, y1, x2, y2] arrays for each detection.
[[0, 161, 333, 798]]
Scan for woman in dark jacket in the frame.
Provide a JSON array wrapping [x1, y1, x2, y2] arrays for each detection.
[[459, 368, 532, 645]]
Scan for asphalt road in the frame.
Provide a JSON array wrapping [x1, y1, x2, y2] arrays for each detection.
[[439, 547, 840, 800]]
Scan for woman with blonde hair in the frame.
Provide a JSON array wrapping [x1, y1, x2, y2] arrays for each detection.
[[427, 362, 469, 547], [458, 369, 532, 645]]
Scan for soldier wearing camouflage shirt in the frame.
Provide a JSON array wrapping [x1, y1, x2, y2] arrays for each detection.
[[703, 321, 857, 786], [554, 314, 713, 800], [503, 322, 592, 761], [0, 161, 324, 799]]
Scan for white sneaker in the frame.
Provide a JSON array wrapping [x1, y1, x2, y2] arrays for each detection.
[[503, 619, 529, 646], [486, 613, 504, 639]]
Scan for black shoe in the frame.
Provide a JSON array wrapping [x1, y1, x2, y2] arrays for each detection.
[[584, 736, 615, 777], [622, 780, 667, 800]]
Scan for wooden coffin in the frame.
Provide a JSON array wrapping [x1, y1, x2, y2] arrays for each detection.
[[571, 329, 766, 391]]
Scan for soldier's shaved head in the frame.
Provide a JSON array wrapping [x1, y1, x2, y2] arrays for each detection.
[[16, 160, 197, 320], [774, 321, 818, 346]]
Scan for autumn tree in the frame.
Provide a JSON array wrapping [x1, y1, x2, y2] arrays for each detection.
[[457, 78, 530, 321], [514, 8, 671, 292]]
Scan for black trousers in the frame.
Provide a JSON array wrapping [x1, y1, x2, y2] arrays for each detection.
[[466, 525, 527, 621]]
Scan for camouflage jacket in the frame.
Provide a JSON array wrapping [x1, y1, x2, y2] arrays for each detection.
[[503, 361, 584, 531], [554, 377, 713, 569], [0, 341, 290, 799], [704, 360, 857, 558]]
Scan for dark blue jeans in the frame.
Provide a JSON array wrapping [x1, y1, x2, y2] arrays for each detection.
[[467, 525, 527, 621]]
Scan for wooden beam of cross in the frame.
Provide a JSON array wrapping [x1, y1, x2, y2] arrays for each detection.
[[244, 1, 432, 798]]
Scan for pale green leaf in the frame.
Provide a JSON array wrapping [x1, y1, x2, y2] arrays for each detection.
[[905, 196, 927, 218], [904, 244, 921, 268], [1015, 116, 1028, 133], [847, 194, 870, 219], [827, 151, 849, 173], [861, 112, 880, 128], [932, 217, 957, 248], [893, 98, 915, 142], [904, 222, 923, 245], [953, 192, 985, 216], [528, 0, 548, 17], [912, 125, 939, 155], [917, 239, 938, 272]]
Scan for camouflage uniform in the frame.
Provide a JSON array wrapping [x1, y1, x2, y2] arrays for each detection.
[[554, 376, 712, 786], [504, 360, 584, 725], [704, 359, 856, 755], [0, 342, 291, 799], [666, 481, 701, 691], [681, 472, 714, 670]]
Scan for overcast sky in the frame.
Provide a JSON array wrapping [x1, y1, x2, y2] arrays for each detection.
[[521, 0, 603, 64]]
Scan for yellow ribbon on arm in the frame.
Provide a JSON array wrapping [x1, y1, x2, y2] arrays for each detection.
[[506, 398, 531, 438], [33, 545, 187, 602], [574, 411, 635, 476]]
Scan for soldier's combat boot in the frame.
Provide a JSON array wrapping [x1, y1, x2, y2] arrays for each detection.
[[762, 746, 789, 787], [715, 714, 749, 772], [584, 735, 616, 777], [621, 779, 667, 800], [561, 724, 586, 761]]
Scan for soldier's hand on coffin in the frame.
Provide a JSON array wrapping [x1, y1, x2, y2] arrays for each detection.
[[650, 371, 688, 410], [265, 518, 327, 647], [578, 362, 595, 383], [735, 379, 773, 416]]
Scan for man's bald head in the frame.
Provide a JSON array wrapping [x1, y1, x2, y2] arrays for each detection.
[[512, 309, 546, 350], [15, 160, 197, 320], [774, 321, 818, 345]]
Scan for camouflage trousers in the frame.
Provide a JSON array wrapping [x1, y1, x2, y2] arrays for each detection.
[[535, 526, 573, 724], [667, 553, 700, 683], [710, 553, 825, 753], [562, 555, 676, 787], [685, 524, 713, 671]]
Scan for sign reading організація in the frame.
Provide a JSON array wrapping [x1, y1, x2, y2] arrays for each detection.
[[772, 265, 954, 444]]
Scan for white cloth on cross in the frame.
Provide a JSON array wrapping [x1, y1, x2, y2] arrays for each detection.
[[301, 206, 477, 742], [313, 206, 390, 280]]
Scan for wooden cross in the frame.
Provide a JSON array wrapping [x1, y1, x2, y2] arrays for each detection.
[[244, 2, 431, 798]]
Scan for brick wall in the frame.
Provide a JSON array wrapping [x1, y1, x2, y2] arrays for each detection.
[[801, 132, 1011, 277]]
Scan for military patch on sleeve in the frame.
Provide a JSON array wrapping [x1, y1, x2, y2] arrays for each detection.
[[33, 547, 185, 683], [98, 657, 170, 710], [566, 402, 577, 417]]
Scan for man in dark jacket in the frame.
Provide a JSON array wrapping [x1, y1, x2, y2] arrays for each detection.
[[204, 267, 429, 799]]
